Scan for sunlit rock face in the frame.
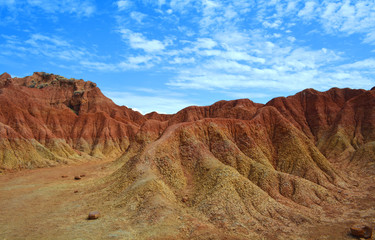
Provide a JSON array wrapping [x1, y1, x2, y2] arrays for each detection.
[[0, 72, 145, 169]]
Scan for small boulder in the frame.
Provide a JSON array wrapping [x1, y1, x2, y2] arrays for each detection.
[[88, 211, 100, 220], [80, 174, 86, 177], [61, 175, 68, 178], [350, 224, 372, 238], [182, 196, 189, 203], [74, 190, 78, 193], [74, 176, 81, 180]]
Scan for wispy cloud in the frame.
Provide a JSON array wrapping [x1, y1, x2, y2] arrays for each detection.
[[0, 0, 95, 17], [169, 57, 195, 64], [26, 34, 70, 47], [79, 61, 117, 71], [1, 33, 89, 61], [166, 21, 372, 92], [80, 54, 160, 72], [319, 1, 375, 38], [130, 11, 147, 24], [221, 91, 272, 101], [297, 1, 316, 19], [340, 58, 375, 69], [120, 29, 166, 53], [111, 0, 375, 93], [255, 0, 375, 41], [116, 0, 132, 11], [103, 90, 195, 114], [26, 0, 95, 17]]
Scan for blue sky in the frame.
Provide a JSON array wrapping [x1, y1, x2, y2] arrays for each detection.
[[1, 0, 375, 114]]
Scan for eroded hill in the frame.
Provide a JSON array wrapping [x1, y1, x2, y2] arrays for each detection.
[[0, 72, 374, 239], [0, 72, 144, 169]]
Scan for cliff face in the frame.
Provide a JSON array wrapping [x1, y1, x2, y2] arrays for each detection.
[[0, 72, 145, 169], [266, 88, 375, 169]]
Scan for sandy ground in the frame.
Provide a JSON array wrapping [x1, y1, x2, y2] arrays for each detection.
[[0, 159, 130, 240], [0, 159, 374, 240]]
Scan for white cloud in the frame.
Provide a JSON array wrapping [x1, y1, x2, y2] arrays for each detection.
[[2, 34, 89, 61], [298, 1, 316, 19], [339, 58, 375, 70], [222, 91, 271, 100], [195, 38, 217, 49], [1, 31, 164, 73], [26, 0, 95, 16], [130, 11, 146, 24], [169, 57, 195, 64], [26, 34, 70, 47], [168, 61, 374, 92], [285, 0, 300, 13], [205, 59, 252, 72], [157, 0, 166, 7], [198, 49, 221, 57], [254, 0, 375, 45], [80, 61, 117, 71], [151, 1, 372, 93], [364, 31, 375, 44], [220, 51, 265, 63], [262, 20, 282, 29], [103, 90, 195, 114], [166, 28, 373, 93], [198, 0, 247, 34], [116, 0, 131, 11], [169, 0, 195, 13], [287, 36, 296, 42], [80, 54, 158, 72], [120, 29, 166, 52], [319, 1, 375, 42], [127, 55, 153, 64], [214, 30, 250, 48]]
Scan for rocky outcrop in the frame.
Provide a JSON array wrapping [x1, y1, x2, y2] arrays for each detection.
[[101, 85, 374, 239], [0, 72, 145, 169], [350, 224, 373, 238]]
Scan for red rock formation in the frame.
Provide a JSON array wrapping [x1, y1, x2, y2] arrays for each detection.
[[144, 111, 172, 121], [1, 72, 375, 239], [0, 72, 145, 169], [266, 87, 375, 171], [1, 72, 374, 176], [100, 85, 375, 239]]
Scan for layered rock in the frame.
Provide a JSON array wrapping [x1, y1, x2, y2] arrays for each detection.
[[0, 72, 145, 169], [99, 85, 374, 239]]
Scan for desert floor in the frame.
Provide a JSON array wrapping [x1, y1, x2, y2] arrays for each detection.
[[0, 159, 374, 240]]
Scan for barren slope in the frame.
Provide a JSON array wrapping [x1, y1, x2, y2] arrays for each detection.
[[0, 72, 374, 239], [0, 72, 144, 169]]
